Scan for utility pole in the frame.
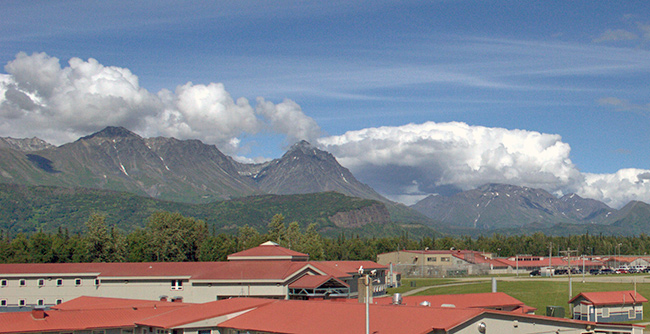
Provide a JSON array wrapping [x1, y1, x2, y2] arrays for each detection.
[[560, 248, 579, 298]]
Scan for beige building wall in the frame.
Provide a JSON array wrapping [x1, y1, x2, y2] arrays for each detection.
[[449, 313, 641, 334], [377, 251, 456, 266], [0, 274, 292, 307]]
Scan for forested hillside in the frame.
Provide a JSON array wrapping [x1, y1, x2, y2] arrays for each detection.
[[0, 183, 435, 238]]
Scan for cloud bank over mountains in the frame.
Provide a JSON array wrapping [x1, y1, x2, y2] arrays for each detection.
[[2, 52, 650, 208], [0, 52, 320, 154]]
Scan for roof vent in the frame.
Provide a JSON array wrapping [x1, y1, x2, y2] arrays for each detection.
[[441, 303, 456, 308], [31, 307, 46, 320], [392, 293, 402, 305], [420, 301, 431, 307]]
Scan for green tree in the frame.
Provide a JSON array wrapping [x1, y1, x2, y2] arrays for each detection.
[[146, 211, 208, 262], [85, 214, 111, 262], [266, 214, 286, 244], [29, 230, 54, 263], [237, 224, 263, 251]]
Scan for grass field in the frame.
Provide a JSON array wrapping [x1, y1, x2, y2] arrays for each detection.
[[390, 277, 650, 323]]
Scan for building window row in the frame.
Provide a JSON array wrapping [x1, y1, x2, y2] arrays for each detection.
[[0, 278, 87, 287], [0, 298, 63, 307]]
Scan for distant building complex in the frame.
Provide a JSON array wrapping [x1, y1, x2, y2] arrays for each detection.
[[377, 249, 650, 277]]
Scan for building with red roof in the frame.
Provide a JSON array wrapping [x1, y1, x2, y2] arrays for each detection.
[[0, 242, 387, 310], [377, 249, 610, 277], [569, 290, 647, 323], [0, 295, 642, 334], [377, 249, 504, 277]]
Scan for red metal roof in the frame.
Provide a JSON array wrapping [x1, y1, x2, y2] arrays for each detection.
[[0, 298, 183, 334], [569, 291, 648, 306], [374, 292, 527, 309], [51, 296, 188, 311], [135, 298, 274, 328], [0, 261, 324, 281], [219, 299, 484, 334]]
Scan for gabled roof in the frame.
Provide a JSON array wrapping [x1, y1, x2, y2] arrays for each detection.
[[289, 275, 349, 289], [569, 291, 648, 306], [227, 242, 309, 261], [135, 298, 274, 328]]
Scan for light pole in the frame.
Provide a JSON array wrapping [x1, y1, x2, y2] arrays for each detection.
[[359, 267, 377, 334], [422, 247, 429, 278]]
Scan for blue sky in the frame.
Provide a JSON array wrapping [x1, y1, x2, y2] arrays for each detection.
[[1, 1, 650, 207]]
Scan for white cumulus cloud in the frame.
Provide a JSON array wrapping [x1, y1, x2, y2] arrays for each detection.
[[0, 52, 319, 155], [319, 122, 650, 207], [256, 97, 321, 144], [578, 169, 650, 208]]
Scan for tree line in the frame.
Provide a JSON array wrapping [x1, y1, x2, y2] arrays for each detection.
[[1, 211, 650, 264]]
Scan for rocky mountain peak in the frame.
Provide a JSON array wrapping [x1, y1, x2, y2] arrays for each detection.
[[79, 126, 142, 141]]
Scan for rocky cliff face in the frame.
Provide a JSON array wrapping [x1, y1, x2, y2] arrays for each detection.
[[0, 137, 54, 151], [328, 203, 391, 228]]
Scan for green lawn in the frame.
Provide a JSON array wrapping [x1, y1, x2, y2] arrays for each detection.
[[388, 278, 459, 295], [409, 278, 650, 322]]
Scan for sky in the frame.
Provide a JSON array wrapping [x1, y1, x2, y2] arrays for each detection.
[[1, 1, 650, 208]]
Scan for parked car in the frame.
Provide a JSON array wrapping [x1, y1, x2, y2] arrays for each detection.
[[529, 269, 540, 276], [589, 269, 600, 275], [599, 268, 614, 275], [554, 269, 568, 275]]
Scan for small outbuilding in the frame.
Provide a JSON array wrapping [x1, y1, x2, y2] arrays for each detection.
[[569, 290, 647, 322]]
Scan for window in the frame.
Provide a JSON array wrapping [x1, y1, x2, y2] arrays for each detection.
[[19, 279, 26, 286], [38, 279, 45, 287], [427, 257, 437, 262], [1, 279, 6, 287], [56, 299, 63, 305], [19, 299, 25, 307], [171, 280, 183, 290], [629, 308, 636, 319], [75, 278, 82, 286], [37, 299, 44, 306], [602, 307, 609, 318], [441, 257, 450, 262], [56, 278, 63, 286], [0, 299, 6, 306], [198, 330, 211, 334], [94, 279, 100, 286]]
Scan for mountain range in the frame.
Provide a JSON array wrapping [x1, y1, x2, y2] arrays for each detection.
[[1, 126, 650, 236]]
